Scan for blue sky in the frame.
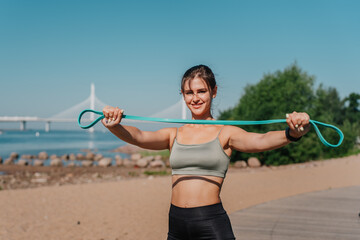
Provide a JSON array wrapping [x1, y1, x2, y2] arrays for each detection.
[[1, 0, 359, 120]]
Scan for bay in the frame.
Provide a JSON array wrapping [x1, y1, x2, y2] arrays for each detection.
[[0, 130, 127, 161]]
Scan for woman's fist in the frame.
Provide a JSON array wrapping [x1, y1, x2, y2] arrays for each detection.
[[286, 111, 310, 138], [101, 106, 124, 128]]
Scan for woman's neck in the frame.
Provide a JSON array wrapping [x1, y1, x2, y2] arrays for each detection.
[[191, 113, 214, 120]]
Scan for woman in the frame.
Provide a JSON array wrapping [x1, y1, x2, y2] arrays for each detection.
[[102, 65, 310, 240]]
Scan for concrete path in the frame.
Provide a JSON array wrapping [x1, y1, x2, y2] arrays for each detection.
[[230, 185, 360, 240]]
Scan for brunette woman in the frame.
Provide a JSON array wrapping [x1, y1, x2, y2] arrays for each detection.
[[102, 65, 310, 240]]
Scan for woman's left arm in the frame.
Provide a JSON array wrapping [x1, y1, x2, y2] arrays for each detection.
[[228, 112, 310, 153]]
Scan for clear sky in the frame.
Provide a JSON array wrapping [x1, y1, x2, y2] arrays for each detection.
[[1, 0, 359, 119]]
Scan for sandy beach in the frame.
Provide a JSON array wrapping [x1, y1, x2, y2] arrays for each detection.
[[1, 154, 359, 240]]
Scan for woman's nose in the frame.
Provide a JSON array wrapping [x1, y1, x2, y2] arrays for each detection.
[[192, 93, 200, 101]]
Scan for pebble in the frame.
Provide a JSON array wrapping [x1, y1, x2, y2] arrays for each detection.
[[31, 178, 48, 183]]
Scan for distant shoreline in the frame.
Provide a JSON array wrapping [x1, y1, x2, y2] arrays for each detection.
[[0, 129, 127, 160]]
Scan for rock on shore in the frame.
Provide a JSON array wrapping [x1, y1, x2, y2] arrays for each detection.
[[248, 157, 261, 167]]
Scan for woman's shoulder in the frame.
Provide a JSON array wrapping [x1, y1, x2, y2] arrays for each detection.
[[157, 127, 178, 135], [221, 125, 247, 137], [222, 125, 243, 131]]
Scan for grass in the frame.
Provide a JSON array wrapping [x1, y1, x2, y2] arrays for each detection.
[[139, 149, 170, 158], [344, 148, 360, 157], [143, 170, 170, 176], [128, 171, 140, 177]]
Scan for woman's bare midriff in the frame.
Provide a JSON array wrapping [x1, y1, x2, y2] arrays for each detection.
[[171, 175, 224, 208]]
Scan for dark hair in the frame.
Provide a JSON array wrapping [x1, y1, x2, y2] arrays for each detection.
[[181, 65, 217, 94]]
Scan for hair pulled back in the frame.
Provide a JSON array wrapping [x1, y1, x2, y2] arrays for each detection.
[[181, 65, 217, 94]]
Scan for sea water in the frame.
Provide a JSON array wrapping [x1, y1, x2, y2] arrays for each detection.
[[0, 129, 128, 164]]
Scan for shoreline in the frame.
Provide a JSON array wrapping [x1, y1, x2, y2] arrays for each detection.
[[0, 154, 358, 191], [0, 129, 129, 161], [0, 143, 171, 190], [0, 164, 166, 190]]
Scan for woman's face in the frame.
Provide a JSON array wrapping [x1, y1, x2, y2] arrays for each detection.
[[182, 77, 217, 119]]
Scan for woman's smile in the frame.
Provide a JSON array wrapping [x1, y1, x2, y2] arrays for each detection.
[[182, 77, 217, 120], [191, 103, 203, 109]]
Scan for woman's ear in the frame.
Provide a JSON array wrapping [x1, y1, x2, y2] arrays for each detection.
[[212, 86, 218, 98]]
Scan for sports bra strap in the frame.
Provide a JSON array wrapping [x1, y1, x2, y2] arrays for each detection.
[[216, 126, 225, 137], [171, 128, 179, 147]]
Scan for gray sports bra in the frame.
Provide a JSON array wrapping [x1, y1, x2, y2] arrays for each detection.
[[169, 127, 230, 179]]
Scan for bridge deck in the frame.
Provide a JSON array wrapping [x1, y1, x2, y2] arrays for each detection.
[[230, 185, 360, 240]]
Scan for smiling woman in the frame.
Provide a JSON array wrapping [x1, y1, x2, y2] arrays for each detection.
[[181, 65, 218, 120], [100, 64, 311, 240]]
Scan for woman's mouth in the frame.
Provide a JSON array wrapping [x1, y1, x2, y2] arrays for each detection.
[[191, 103, 203, 109]]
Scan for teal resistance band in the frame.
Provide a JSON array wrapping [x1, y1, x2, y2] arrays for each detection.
[[78, 109, 344, 148]]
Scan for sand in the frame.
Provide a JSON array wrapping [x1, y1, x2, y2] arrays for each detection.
[[1, 154, 359, 240]]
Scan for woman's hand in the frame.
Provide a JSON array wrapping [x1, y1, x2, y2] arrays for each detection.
[[100, 106, 172, 150], [101, 106, 124, 128], [286, 111, 310, 138]]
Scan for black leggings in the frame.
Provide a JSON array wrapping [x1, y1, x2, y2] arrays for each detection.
[[167, 202, 236, 240]]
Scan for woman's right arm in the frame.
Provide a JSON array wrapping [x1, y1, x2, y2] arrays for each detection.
[[101, 106, 173, 150]]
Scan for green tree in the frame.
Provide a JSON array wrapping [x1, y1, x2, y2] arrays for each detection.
[[343, 93, 360, 123], [219, 63, 359, 165], [312, 85, 343, 124]]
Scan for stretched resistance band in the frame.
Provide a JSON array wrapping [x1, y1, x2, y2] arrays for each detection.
[[78, 109, 344, 148]]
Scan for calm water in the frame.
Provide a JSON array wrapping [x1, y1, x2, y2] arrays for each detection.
[[0, 129, 128, 162]]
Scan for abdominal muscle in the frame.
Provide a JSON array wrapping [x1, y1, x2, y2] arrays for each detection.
[[171, 174, 224, 208]]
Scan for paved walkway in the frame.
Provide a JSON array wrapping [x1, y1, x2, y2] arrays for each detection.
[[230, 185, 360, 240]]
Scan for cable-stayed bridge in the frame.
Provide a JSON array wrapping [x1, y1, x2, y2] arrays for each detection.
[[0, 84, 189, 132]]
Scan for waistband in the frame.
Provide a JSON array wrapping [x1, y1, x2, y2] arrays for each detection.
[[169, 202, 226, 220]]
